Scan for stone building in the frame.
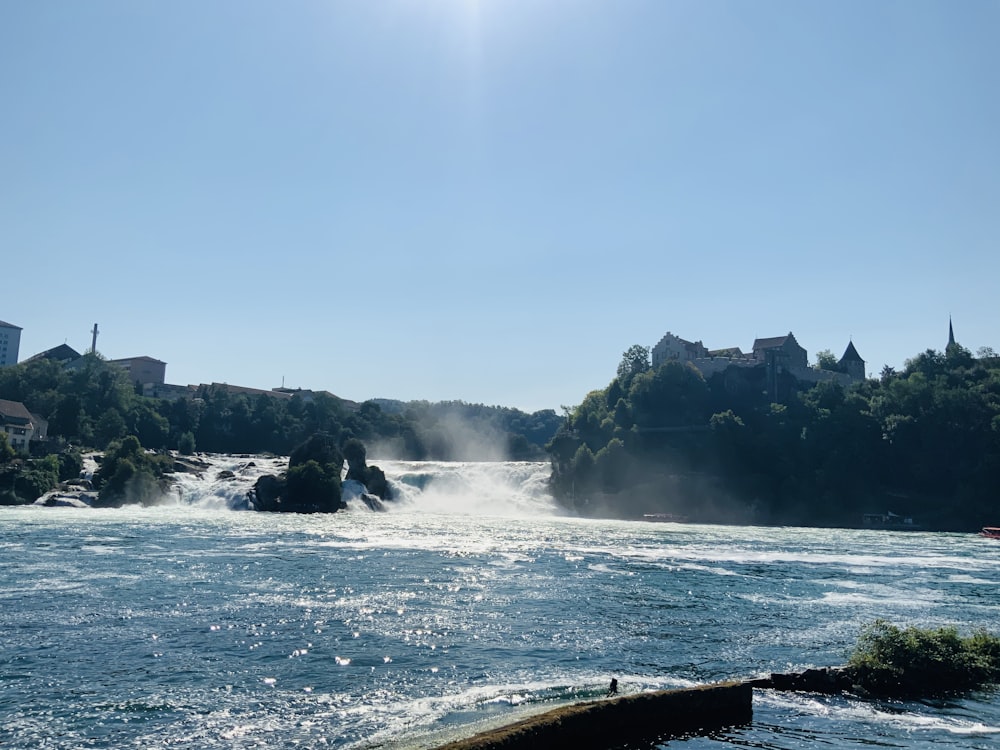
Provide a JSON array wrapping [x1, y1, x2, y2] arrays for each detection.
[[0, 320, 21, 367], [650, 328, 866, 399], [838, 341, 865, 380], [652, 332, 709, 368], [752, 332, 808, 370]]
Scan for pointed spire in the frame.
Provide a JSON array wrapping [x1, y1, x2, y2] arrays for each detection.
[[840, 340, 864, 363], [948, 316, 956, 348]]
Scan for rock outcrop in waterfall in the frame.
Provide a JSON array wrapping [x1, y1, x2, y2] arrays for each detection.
[[248, 433, 393, 513]]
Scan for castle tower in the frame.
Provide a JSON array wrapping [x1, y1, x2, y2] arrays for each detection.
[[839, 340, 866, 380]]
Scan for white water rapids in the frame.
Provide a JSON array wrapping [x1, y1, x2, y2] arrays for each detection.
[[164, 454, 558, 516]]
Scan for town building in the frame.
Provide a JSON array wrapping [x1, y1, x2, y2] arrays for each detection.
[[839, 340, 865, 380], [196, 383, 294, 401], [752, 333, 808, 370], [0, 398, 46, 452], [108, 356, 167, 388], [272, 387, 360, 410], [651, 329, 866, 398], [142, 383, 197, 401], [23, 344, 82, 365], [651, 332, 709, 368], [0, 320, 22, 367]]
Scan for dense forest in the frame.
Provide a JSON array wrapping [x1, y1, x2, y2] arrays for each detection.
[[547, 343, 1000, 531], [0, 354, 562, 505]]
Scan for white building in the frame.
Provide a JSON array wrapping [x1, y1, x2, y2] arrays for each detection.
[[0, 320, 21, 367], [0, 399, 38, 452]]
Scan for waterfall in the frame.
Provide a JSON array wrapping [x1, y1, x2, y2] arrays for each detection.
[[168, 455, 287, 510], [166, 454, 558, 516], [378, 460, 558, 516]]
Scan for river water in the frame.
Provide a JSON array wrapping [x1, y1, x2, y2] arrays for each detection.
[[1, 456, 998, 748]]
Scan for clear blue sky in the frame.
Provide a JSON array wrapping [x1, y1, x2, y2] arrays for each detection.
[[2, 1, 997, 413]]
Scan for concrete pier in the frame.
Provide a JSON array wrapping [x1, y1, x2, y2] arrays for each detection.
[[431, 681, 752, 750]]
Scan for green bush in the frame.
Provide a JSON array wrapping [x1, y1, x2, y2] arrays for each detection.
[[847, 620, 1000, 697], [0, 434, 14, 464], [0, 456, 61, 505], [57, 449, 83, 482], [285, 459, 342, 513], [93, 436, 172, 506], [177, 431, 196, 455]]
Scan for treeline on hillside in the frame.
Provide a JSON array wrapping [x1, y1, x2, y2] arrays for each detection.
[[0, 354, 562, 504], [548, 343, 1000, 531]]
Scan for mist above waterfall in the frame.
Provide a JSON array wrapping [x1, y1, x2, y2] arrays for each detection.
[[365, 401, 562, 461], [382, 460, 559, 517]]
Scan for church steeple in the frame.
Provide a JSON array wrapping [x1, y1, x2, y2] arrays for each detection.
[[948, 316, 956, 348], [839, 340, 865, 380]]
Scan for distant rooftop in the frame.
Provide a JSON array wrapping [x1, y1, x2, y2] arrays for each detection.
[[752, 333, 798, 350], [109, 356, 167, 365], [24, 344, 82, 363], [840, 340, 865, 363], [0, 398, 33, 422]]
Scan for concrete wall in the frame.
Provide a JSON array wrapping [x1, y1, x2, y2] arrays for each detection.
[[432, 681, 752, 750]]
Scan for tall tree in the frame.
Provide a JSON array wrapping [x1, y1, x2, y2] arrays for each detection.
[[617, 344, 651, 390], [814, 349, 840, 371]]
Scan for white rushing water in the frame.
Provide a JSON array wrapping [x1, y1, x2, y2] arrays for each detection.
[[163, 454, 558, 517]]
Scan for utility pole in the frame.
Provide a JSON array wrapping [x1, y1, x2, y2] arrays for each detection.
[[91, 324, 99, 354]]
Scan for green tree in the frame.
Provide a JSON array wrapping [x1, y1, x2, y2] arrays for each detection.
[[95, 408, 127, 448], [594, 438, 629, 491], [14, 457, 60, 503], [94, 436, 171, 507], [814, 349, 840, 371], [56, 449, 83, 482], [628, 361, 709, 429], [131, 402, 170, 449], [0, 434, 14, 465], [617, 345, 651, 390], [177, 431, 196, 455]]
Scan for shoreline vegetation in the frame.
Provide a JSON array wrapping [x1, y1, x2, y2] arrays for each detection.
[[547, 341, 1000, 531], [1, 340, 999, 531]]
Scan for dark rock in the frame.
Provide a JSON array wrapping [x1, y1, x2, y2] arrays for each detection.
[[173, 457, 210, 475], [758, 667, 854, 694], [343, 438, 392, 501], [250, 470, 346, 514], [364, 465, 392, 501], [249, 474, 286, 512], [361, 493, 386, 512]]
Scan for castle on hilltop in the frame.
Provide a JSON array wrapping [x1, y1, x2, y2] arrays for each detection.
[[652, 330, 865, 398]]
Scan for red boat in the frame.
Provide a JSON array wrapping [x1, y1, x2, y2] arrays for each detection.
[[980, 527, 1000, 539]]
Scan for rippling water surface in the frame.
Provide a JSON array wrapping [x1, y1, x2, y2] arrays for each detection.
[[2, 458, 998, 748]]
